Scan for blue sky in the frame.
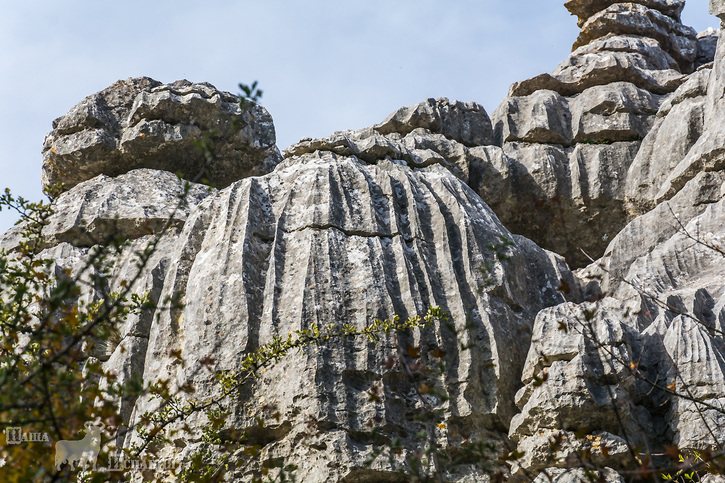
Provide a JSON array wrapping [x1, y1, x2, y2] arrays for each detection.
[[0, 0, 717, 232]]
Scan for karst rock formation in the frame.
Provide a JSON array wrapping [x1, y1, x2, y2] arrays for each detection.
[[4, 0, 725, 481]]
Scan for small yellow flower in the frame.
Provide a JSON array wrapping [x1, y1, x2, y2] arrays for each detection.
[[437, 423, 446, 429]]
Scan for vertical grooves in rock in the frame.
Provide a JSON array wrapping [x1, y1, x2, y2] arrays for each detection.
[[139, 199, 215, 379], [8, 3, 724, 479]]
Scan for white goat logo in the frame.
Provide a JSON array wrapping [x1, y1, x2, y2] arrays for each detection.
[[54, 421, 104, 470]]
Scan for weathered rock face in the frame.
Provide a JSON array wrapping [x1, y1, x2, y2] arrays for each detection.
[[510, 180, 725, 472], [520, 17, 725, 475], [711, 0, 725, 20], [485, 0, 713, 268], [42, 169, 213, 247], [624, 66, 710, 214], [697, 28, 720, 68], [510, 302, 644, 473], [489, 91, 649, 267], [375, 97, 494, 147], [5, 1, 725, 482], [494, 90, 572, 145], [129, 153, 578, 481], [572, 3, 697, 73], [651, 33, 725, 205], [30, 101, 577, 479], [42, 78, 281, 191]]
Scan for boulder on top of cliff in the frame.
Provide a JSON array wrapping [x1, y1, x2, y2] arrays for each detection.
[[508, 68, 681, 99], [573, 3, 697, 73], [510, 1, 698, 99], [565, 0, 685, 27], [373, 97, 494, 147], [492, 90, 572, 145], [564, 33, 680, 71], [284, 98, 499, 185], [284, 126, 476, 184], [42, 77, 281, 191]]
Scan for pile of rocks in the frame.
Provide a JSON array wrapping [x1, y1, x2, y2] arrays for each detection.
[[485, 0, 714, 268]]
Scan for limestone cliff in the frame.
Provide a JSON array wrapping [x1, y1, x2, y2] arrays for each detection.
[[4, 0, 725, 481]]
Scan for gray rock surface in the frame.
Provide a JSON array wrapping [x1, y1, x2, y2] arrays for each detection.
[[610, 197, 725, 450], [480, 141, 639, 267], [306, 93, 644, 269], [558, 185, 725, 463], [375, 97, 494, 147], [570, 34, 681, 72], [573, 3, 697, 73], [508, 30, 691, 99], [661, 316, 725, 449], [624, 66, 710, 214], [711, 0, 725, 20], [485, 0, 703, 269], [492, 90, 572, 145], [655, 32, 725, 204], [0, 223, 28, 253], [119, 153, 574, 481], [3, 2, 725, 481], [570, 81, 661, 143], [605, 169, 725, 294], [565, 0, 685, 26], [286, 97, 640, 267], [42, 78, 281, 191], [42, 169, 212, 247], [551, 34, 684, 95], [509, 302, 647, 473], [511, 57, 683, 98], [697, 28, 719, 68]]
